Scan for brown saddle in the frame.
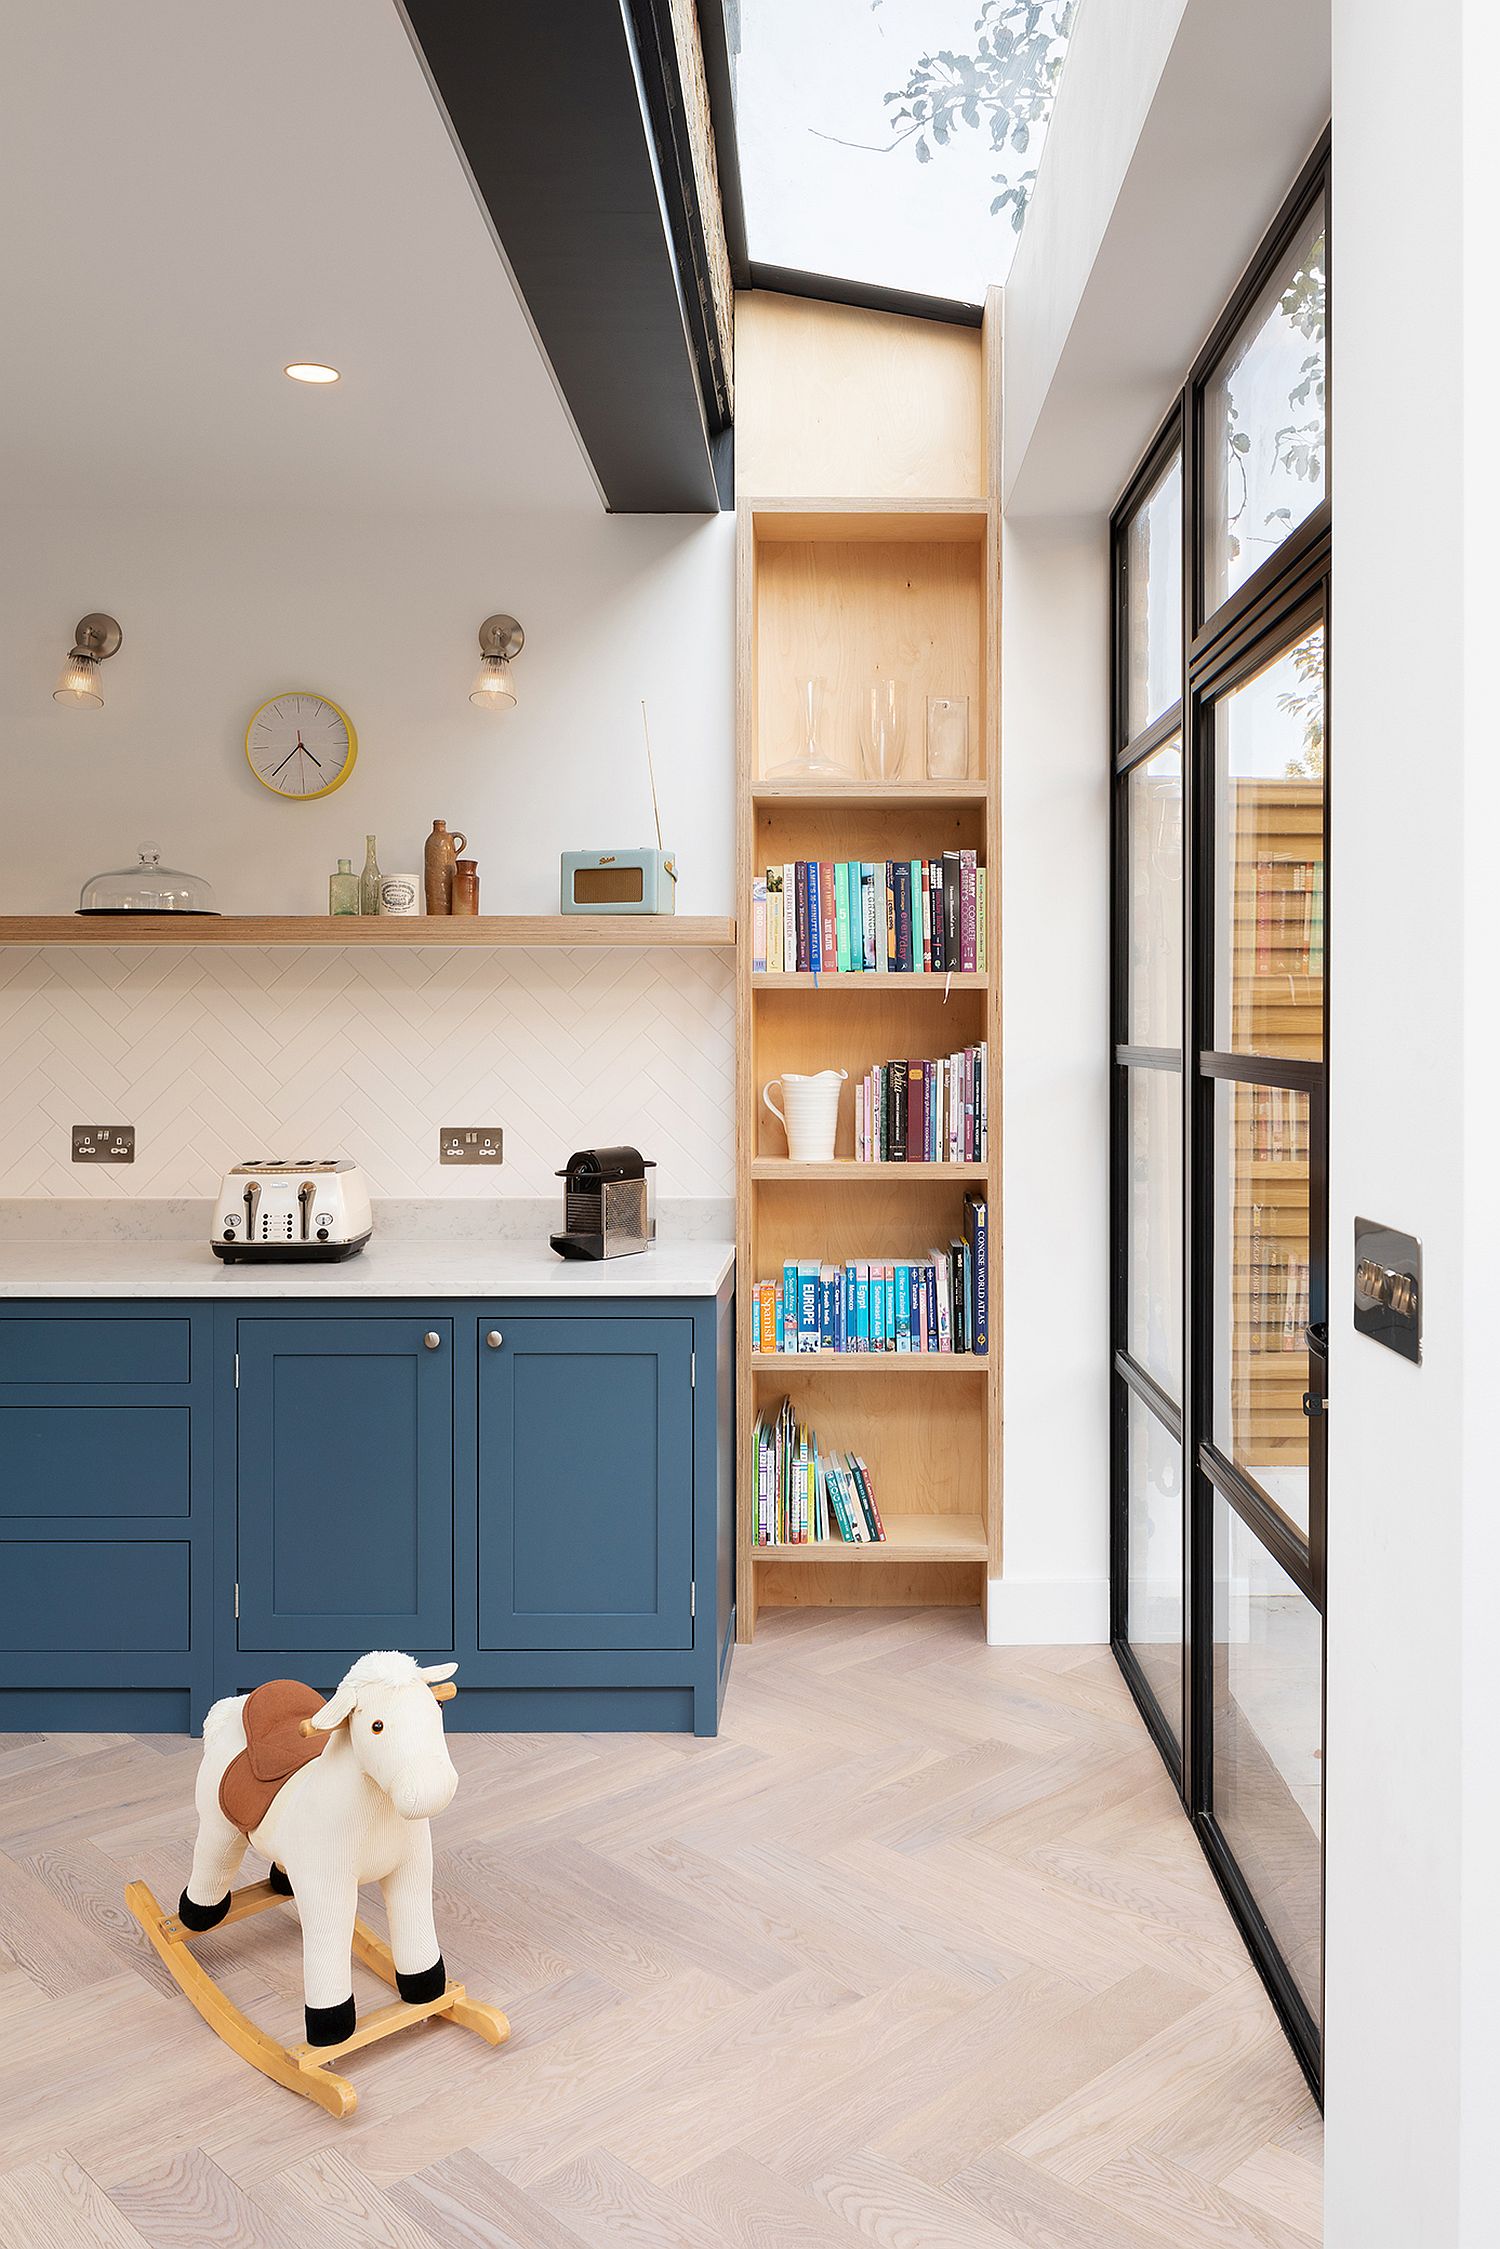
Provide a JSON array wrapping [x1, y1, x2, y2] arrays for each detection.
[[219, 1679, 328, 1834]]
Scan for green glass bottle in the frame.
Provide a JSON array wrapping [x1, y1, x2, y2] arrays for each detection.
[[358, 834, 382, 916], [328, 858, 358, 916]]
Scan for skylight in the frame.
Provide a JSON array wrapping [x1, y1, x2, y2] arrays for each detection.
[[725, 0, 1078, 308]]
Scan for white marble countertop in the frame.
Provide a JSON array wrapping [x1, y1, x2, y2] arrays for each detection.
[[0, 1235, 735, 1301]]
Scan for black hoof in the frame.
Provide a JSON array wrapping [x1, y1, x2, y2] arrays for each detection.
[[304, 1995, 356, 2047], [267, 1863, 293, 1896], [396, 1955, 446, 2004], [177, 1886, 231, 1932]]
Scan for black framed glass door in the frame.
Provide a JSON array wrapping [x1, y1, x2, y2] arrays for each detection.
[[1111, 136, 1329, 2096]]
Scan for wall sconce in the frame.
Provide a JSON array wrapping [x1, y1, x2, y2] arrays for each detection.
[[470, 614, 524, 712], [54, 614, 123, 708]]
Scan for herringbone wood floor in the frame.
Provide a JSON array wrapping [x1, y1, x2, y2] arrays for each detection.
[[0, 1611, 1321, 2247]]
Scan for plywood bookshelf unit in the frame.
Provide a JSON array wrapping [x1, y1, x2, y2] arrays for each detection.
[[736, 496, 1000, 1637]]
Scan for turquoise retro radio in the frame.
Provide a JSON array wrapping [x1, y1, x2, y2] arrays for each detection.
[[560, 849, 678, 915]]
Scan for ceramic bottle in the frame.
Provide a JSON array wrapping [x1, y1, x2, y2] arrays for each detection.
[[424, 819, 468, 915]]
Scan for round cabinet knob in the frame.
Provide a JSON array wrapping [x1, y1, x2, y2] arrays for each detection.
[[424, 1331, 442, 1350], [486, 1330, 504, 1349]]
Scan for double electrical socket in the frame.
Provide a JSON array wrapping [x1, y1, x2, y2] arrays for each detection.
[[439, 1127, 505, 1165], [72, 1124, 136, 1163]]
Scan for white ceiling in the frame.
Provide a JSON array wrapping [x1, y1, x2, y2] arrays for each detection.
[[0, 1, 598, 514]]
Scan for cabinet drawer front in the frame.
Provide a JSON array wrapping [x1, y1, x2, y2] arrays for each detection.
[[0, 1539, 190, 1652], [235, 1317, 454, 1651], [0, 1405, 190, 1517], [478, 1315, 694, 1652], [0, 1317, 191, 1387]]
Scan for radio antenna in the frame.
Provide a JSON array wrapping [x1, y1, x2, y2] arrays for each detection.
[[641, 699, 665, 854]]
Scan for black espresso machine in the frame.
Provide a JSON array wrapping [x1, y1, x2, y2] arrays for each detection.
[[550, 1147, 657, 1260]]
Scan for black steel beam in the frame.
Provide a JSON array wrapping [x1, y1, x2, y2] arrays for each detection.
[[397, 0, 723, 513]]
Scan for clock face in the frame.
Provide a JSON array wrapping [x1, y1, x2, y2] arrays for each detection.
[[245, 692, 357, 800]]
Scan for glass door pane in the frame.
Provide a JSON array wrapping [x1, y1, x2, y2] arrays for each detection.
[[1212, 628, 1325, 1061], [1126, 735, 1183, 1046], [1202, 197, 1326, 613], [1127, 1067, 1183, 1402], [1212, 1491, 1323, 2024], [1125, 452, 1182, 737], [1209, 1080, 1312, 1537], [1127, 1390, 1184, 1741]]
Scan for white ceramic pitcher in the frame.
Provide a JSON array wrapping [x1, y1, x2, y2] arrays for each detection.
[[762, 1068, 848, 1162]]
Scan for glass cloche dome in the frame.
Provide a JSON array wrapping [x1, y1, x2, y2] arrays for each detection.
[[78, 842, 219, 915]]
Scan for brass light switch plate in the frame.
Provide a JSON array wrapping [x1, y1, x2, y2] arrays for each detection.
[[1354, 1217, 1421, 1364]]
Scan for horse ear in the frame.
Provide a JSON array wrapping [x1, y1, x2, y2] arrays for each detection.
[[307, 1684, 358, 1732], [419, 1662, 458, 1684]]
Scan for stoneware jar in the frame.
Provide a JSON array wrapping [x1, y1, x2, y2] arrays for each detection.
[[377, 871, 421, 917], [452, 858, 479, 916], [424, 818, 468, 914]]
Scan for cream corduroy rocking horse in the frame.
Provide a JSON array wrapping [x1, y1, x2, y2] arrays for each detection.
[[125, 1652, 509, 2118]]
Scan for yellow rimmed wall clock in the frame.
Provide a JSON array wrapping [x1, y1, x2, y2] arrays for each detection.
[[245, 691, 357, 800]]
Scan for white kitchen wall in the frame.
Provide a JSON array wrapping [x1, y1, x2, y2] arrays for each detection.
[[0, 501, 736, 1200], [0, 943, 733, 1201]]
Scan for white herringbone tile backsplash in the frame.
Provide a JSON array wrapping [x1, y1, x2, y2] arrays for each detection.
[[0, 946, 735, 1200]]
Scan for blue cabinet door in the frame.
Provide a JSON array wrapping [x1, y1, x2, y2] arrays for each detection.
[[236, 1318, 454, 1652], [477, 1315, 693, 1652]]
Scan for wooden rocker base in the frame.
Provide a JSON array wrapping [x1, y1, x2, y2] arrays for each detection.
[[125, 1877, 510, 2119]]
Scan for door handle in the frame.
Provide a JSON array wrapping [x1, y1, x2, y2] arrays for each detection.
[[424, 1331, 442, 1351], [485, 1330, 503, 1349], [1304, 1321, 1328, 1361]]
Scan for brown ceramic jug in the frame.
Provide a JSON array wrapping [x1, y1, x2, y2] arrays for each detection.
[[424, 819, 468, 915], [453, 859, 479, 916]]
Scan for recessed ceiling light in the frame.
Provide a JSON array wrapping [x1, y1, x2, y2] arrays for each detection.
[[284, 363, 340, 384]]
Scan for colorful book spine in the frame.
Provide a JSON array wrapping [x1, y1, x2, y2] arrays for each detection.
[[965, 1191, 989, 1357], [819, 861, 837, 972], [806, 861, 822, 975], [751, 877, 767, 974]]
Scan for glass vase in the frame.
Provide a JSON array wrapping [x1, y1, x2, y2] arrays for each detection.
[[861, 680, 908, 782]]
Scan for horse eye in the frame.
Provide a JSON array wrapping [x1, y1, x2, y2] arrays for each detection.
[[370, 1719, 384, 1733]]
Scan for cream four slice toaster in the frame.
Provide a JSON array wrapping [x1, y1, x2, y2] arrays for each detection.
[[210, 1160, 373, 1262]]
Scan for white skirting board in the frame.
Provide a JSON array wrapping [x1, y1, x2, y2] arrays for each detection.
[[986, 1574, 1110, 1645]]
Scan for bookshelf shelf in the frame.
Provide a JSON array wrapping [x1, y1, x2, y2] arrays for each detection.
[[751, 779, 987, 807], [752, 972, 988, 992], [736, 469, 1001, 1638], [753, 1514, 987, 1563], [750, 1158, 987, 1182], [0, 915, 737, 951]]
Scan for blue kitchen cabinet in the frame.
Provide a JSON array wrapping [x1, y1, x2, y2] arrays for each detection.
[[233, 1316, 454, 1654], [0, 1280, 733, 1736], [0, 1303, 215, 1733], [477, 1315, 694, 1652]]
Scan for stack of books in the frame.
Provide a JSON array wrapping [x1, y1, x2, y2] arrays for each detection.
[[753, 1194, 989, 1356], [751, 851, 985, 974], [855, 1045, 988, 1162], [752, 1398, 886, 1545]]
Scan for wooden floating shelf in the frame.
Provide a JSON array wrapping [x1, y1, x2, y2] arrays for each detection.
[[751, 1353, 989, 1376], [753, 971, 987, 992], [752, 1514, 987, 1562], [0, 915, 737, 950], [752, 779, 987, 805], [751, 1158, 987, 1181]]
